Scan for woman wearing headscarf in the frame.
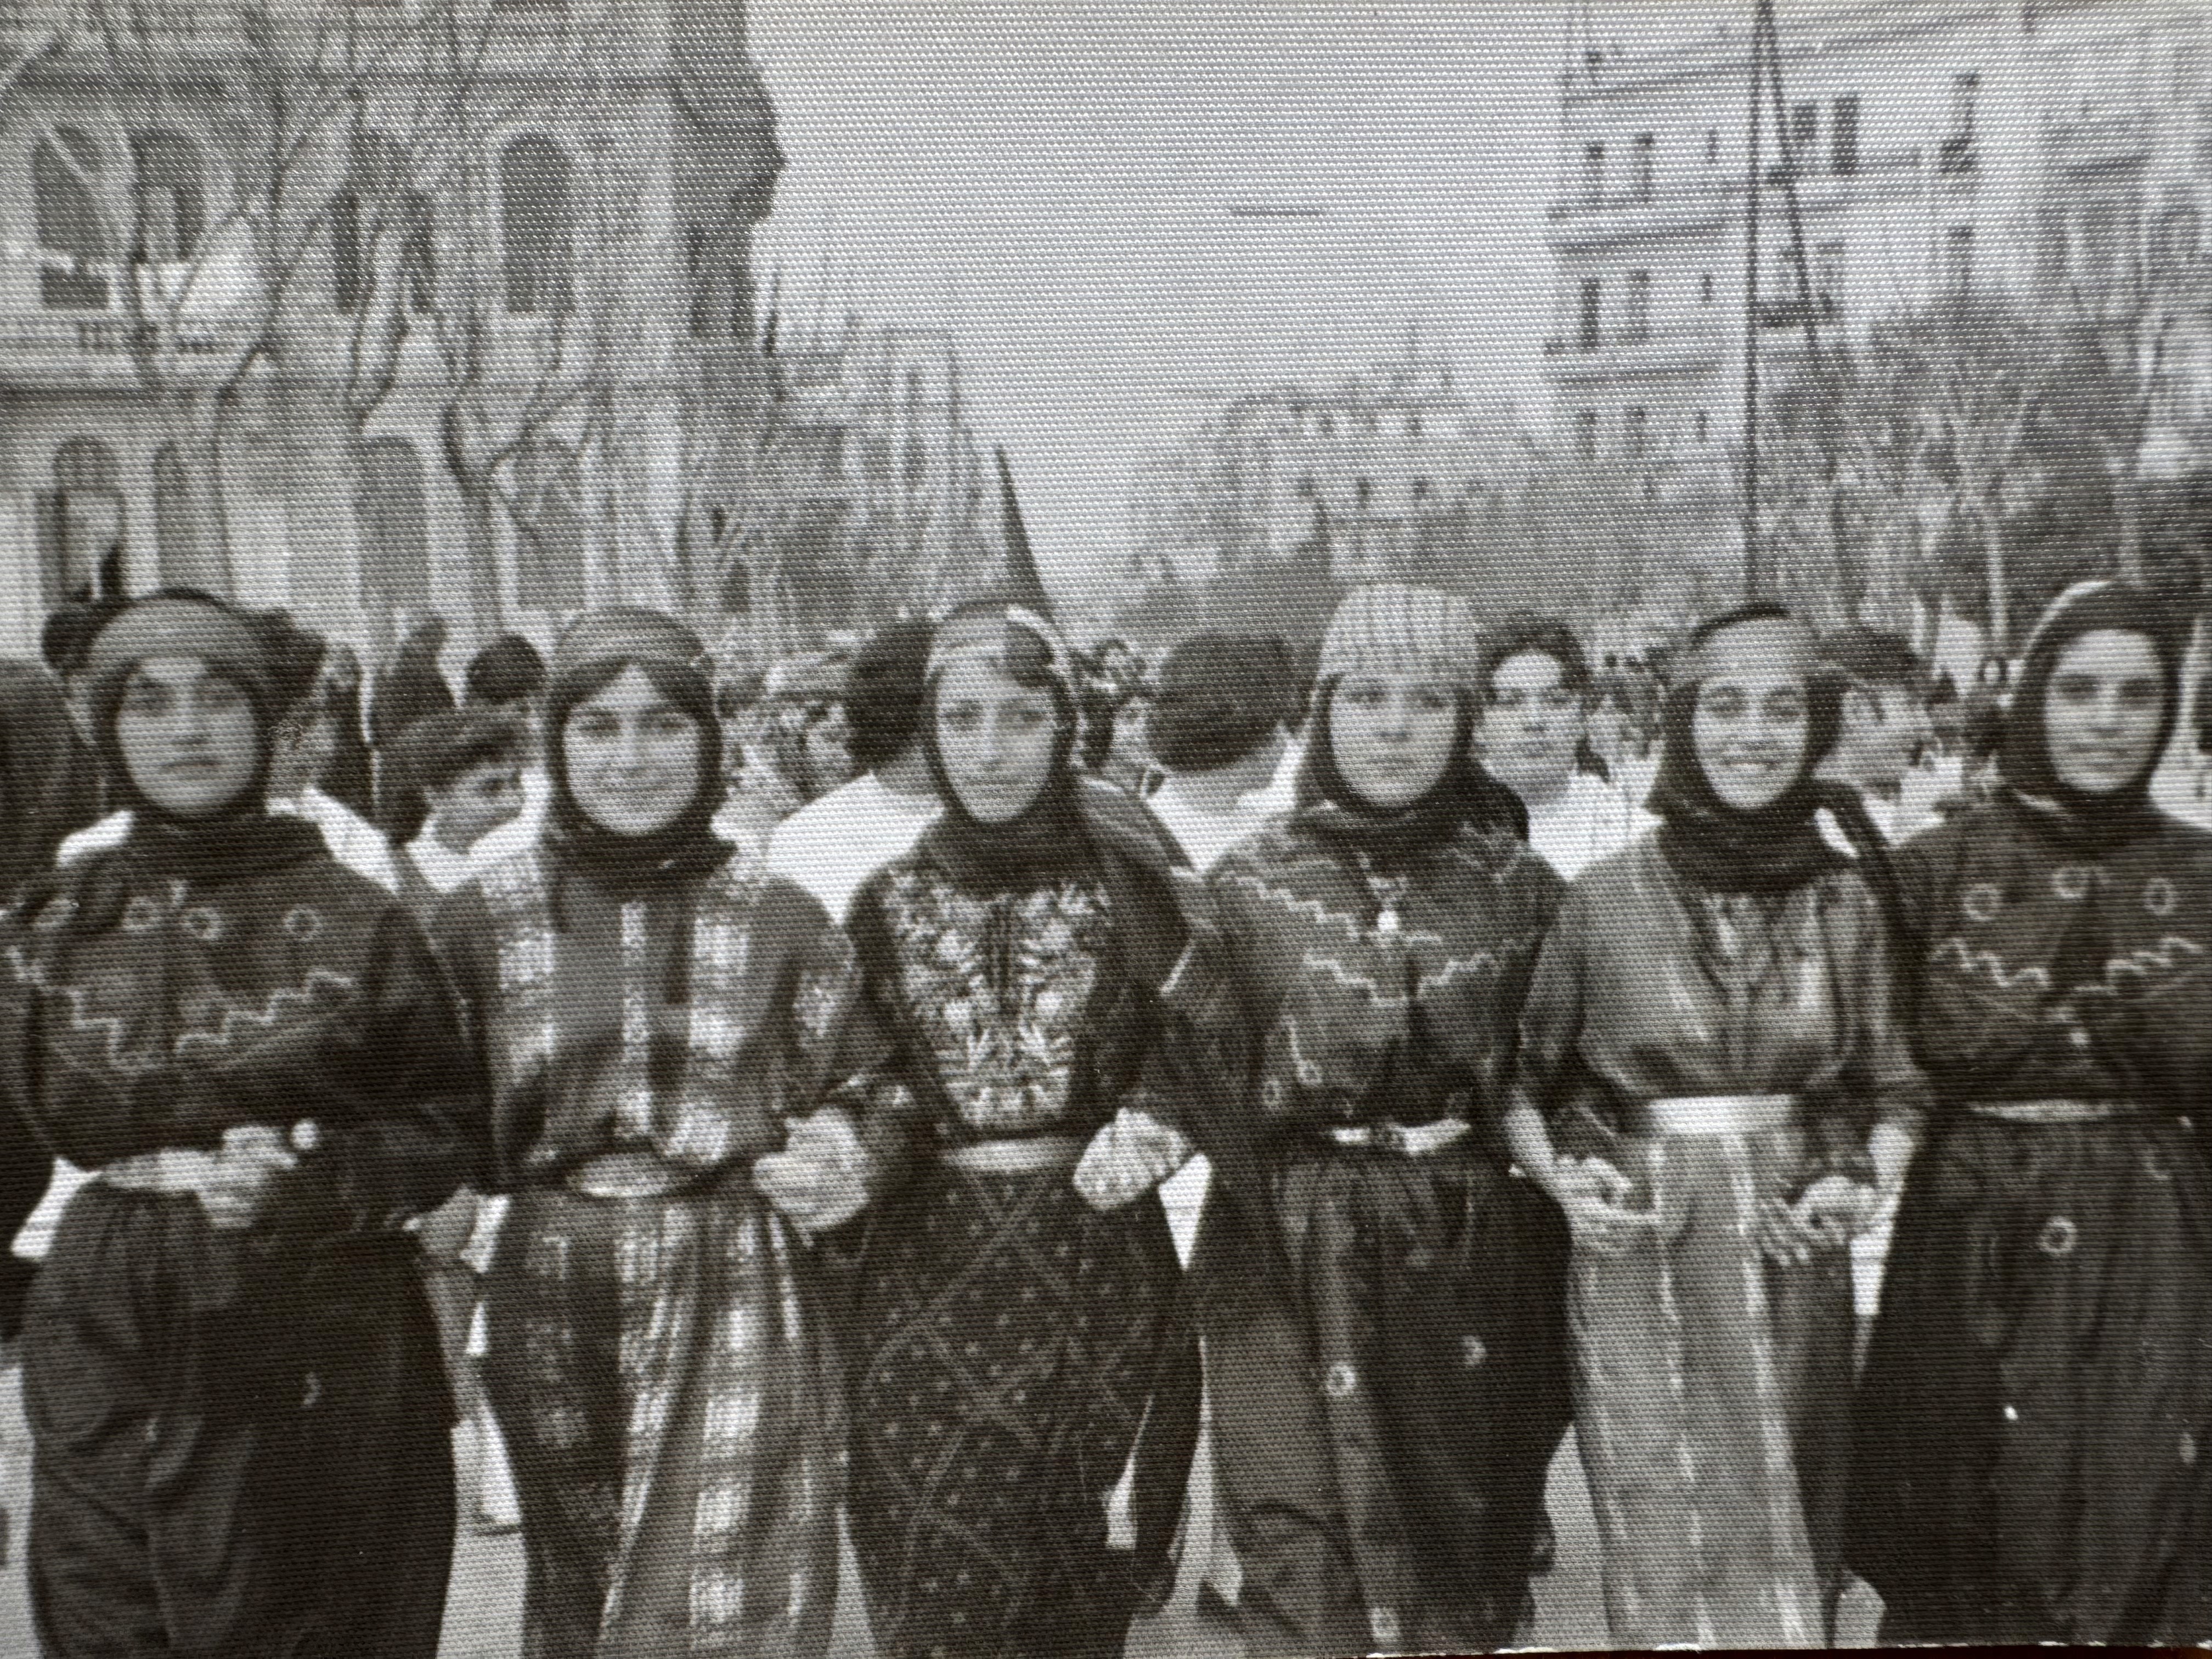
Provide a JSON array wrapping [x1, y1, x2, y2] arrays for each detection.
[[838, 599, 1217, 1659], [0, 591, 480, 1658], [1502, 605, 1927, 1649], [1849, 581, 2212, 1646], [432, 607, 894, 1659], [1197, 583, 1572, 1656]]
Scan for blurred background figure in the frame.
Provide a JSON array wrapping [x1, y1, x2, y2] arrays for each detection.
[[1144, 632, 1297, 874], [387, 710, 527, 913], [370, 614, 456, 845], [1818, 627, 1940, 845], [768, 618, 938, 923]]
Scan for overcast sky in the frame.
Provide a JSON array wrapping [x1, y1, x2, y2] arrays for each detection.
[[748, 2, 1724, 606]]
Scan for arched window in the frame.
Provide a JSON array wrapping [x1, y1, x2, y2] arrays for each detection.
[[131, 130, 204, 262], [38, 437, 123, 605], [499, 136, 573, 315], [33, 126, 109, 308], [152, 442, 200, 585], [332, 130, 410, 314], [353, 436, 431, 610], [509, 440, 586, 612]]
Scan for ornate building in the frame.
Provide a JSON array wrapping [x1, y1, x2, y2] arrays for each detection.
[[0, 0, 783, 657]]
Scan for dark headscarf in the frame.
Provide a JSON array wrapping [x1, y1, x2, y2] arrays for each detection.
[[1645, 607, 1853, 897], [54, 592, 323, 907], [541, 607, 730, 896], [1997, 580, 2180, 855]]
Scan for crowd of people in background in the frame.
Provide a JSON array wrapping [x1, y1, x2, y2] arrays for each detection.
[[0, 562, 2203, 1658]]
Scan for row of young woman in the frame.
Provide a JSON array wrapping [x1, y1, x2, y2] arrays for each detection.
[[0, 577, 2206, 1658]]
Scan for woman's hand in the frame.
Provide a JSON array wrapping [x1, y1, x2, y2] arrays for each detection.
[[1074, 1108, 1194, 1213], [1548, 1156, 1659, 1256], [196, 1124, 300, 1232], [753, 1109, 873, 1234], [1760, 1174, 1881, 1265]]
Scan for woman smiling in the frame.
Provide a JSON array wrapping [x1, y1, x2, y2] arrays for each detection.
[[1850, 582, 2212, 1645], [1503, 605, 1928, 1648], [0, 592, 480, 1658]]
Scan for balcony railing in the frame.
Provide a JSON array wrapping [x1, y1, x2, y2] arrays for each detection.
[[1548, 143, 1927, 221]]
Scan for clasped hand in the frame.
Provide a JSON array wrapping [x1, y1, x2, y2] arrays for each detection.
[[753, 1109, 872, 1235], [1756, 1173, 1882, 1266]]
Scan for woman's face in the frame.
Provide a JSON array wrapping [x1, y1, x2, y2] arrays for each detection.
[[114, 654, 261, 819], [1690, 650, 1809, 813], [561, 664, 704, 837], [933, 657, 1062, 824], [2042, 628, 2165, 797], [1329, 672, 1460, 811]]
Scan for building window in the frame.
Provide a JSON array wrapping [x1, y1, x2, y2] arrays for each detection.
[[1700, 271, 1716, 303], [1944, 224, 1975, 294], [1939, 72, 1978, 172], [1353, 477, 1374, 509], [353, 437, 431, 611], [332, 131, 415, 314], [1814, 240, 1846, 311], [1578, 277, 1602, 349], [1630, 133, 1655, 200], [1693, 409, 1710, 444], [153, 443, 200, 586], [1623, 270, 1651, 340], [131, 132, 204, 262], [1830, 95, 1860, 177], [510, 440, 587, 612], [33, 126, 109, 309], [1788, 103, 1819, 171], [499, 135, 574, 316], [1574, 410, 1600, 460], [1410, 477, 1434, 502], [1623, 407, 1649, 458], [1582, 142, 1605, 205], [38, 437, 122, 606], [1705, 128, 1720, 165]]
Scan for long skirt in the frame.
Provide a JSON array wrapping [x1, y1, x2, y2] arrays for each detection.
[[1848, 1112, 2212, 1645], [484, 1183, 843, 1659], [845, 1160, 1190, 1659], [1569, 1121, 1853, 1650], [24, 1182, 453, 1659], [1203, 1144, 1571, 1657]]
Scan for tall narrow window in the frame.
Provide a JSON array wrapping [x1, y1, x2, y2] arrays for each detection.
[[1945, 224, 1976, 294], [499, 136, 574, 315], [1700, 271, 1716, 303], [353, 437, 431, 610], [33, 126, 109, 308], [1574, 410, 1600, 460], [38, 437, 122, 605], [1623, 269, 1651, 340], [1623, 407, 1649, 458], [153, 443, 200, 585], [1830, 95, 1860, 177], [1788, 103, 1819, 170], [1940, 72, 1979, 172], [1578, 277, 1602, 349], [1582, 142, 1605, 205], [510, 440, 586, 612], [1630, 133, 1655, 200], [331, 131, 406, 314], [131, 131, 204, 262]]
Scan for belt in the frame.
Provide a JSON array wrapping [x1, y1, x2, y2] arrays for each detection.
[[1968, 1098, 2152, 1126], [99, 1148, 218, 1196], [941, 1135, 1083, 1175], [565, 1150, 707, 1200], [1625, 1093, 1798, 1137], [1325, 1119, 1470, 1157]]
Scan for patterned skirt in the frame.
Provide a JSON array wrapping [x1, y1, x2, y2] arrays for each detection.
[[483, 1182, 843, 1659], [844, 1160, 1188, 1659], [1849, 1112, 2212, 1645], [1568, 1121, 1853, 1650]]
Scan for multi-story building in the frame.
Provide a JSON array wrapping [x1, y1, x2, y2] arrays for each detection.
[[1545, 0, 2210, 467], [0, 0, 784, 658], [1130, 357, 1531, 582]]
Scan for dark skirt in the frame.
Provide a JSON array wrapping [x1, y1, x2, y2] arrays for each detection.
[[1849, 1111, 2212, 1645], [483, 1182, 843, 1659], [24, 1181, 453, 1659], [1201, 1143, 1571, 1656], [844, 1159, 1190, 1659]]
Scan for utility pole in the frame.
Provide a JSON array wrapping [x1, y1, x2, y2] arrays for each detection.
[[1742, 0, 1770, 600]]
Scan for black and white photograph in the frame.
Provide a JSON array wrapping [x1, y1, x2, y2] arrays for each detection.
[[0, 0, 2204, 1654]]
